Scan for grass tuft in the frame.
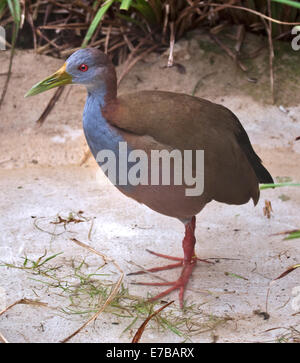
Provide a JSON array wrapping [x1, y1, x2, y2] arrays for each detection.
[[1, 250, 231, 341]]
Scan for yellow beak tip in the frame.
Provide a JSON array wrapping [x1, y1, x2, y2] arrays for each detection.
[[24, 91, 32, 98], [24, 63, 72, 98]]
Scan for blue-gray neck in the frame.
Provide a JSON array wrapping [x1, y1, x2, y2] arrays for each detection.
[[83, 87, 123, 158], [82, 87, 133, 190]]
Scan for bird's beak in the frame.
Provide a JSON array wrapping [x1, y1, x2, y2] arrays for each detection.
[[24, 63, 72, 97]]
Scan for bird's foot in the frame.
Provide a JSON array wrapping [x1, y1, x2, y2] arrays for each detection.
[[132, 258, 197, 309], [128, 248, 212, 276], [129, 216, 211, 308]]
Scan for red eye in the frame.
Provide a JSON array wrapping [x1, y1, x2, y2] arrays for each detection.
[[78, 64, 88, 72]]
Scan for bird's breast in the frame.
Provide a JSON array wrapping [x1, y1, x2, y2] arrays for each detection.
[[83, 93, 136, 192], [83, 94, 122, 156]]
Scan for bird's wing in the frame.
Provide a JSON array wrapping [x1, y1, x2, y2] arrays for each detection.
[[104, 90, 250, 154], [104, 90, 225, 151], [103, 90, 269, 205]]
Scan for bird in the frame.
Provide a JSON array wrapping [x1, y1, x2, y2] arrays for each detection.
[[25, 48, 273, 308]]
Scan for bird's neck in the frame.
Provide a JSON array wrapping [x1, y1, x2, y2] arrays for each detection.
[[83, 62, 119, 157], [83, 88, 122, 159], [83, 85, 133, 192]]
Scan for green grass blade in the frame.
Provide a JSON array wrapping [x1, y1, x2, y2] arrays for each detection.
[[159, 317, 183, 337], [130, 0, 158, 25], [120, 0, 133, 11], [82, 0, 115, 48], [115, 0, 158, 25], [13, 0, 20, 21], [37, 252, 64, 267], [284, 230, 300, 240], [7, 0, 15, 20], [260, 182, 300, 190], [7, 0, 21, 28], [271, 0, 300, 9]]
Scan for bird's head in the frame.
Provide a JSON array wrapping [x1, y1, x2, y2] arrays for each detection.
[[25, 48, 115, 97]]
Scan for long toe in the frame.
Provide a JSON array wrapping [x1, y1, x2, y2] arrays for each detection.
[[128, 261, 183, 276], [147, 261, 197, 308]]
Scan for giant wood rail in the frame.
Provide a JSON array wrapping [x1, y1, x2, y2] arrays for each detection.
[[26, 48, 273, 308]]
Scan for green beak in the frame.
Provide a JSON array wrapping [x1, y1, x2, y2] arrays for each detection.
[[25, 63, 72, 97]]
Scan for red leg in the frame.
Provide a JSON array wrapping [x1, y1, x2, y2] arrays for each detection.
[[128, 221, 211, 277], [131, 216, 199, 308]]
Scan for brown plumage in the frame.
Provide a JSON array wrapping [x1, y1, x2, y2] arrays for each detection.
[[103, 91, 272, 219]]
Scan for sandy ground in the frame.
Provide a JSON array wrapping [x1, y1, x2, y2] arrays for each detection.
[[0, 32, 300, 343]]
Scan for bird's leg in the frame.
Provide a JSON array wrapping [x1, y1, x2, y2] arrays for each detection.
[[131, 216, 198, 308], [128, 217, 211, 277]]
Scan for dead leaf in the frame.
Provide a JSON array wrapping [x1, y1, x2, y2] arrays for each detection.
[[263, 200, 273, 219], [273, 264, 300, 281]]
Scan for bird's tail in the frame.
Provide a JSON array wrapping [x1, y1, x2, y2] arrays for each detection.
[[248, 152, 274, 184]]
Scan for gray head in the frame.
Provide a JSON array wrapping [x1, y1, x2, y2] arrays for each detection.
[[25, 48, 117, 97], [66, 48, 111, 87]]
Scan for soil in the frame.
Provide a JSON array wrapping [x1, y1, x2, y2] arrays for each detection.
[[0, 31, 299, 343]]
